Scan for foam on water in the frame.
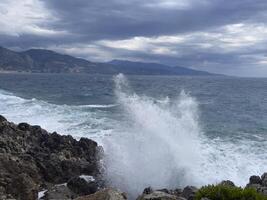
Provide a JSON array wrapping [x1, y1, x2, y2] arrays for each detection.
[[1, 75, 267, 198], [0, 89, 114, 141], [103, 74, 267, 197]]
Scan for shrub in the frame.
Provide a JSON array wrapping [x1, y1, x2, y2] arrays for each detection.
[[195, 184, 267, 200]]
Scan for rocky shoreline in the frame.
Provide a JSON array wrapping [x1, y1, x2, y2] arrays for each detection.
[[0, 115, 266, 200]]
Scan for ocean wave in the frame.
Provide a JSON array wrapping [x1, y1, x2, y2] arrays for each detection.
[[103, 74, 267, 197], [78, 104, 118, 108], [0, 89, 115, 141]]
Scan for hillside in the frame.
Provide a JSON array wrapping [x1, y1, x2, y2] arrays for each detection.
[[0, 46, 214, 75]]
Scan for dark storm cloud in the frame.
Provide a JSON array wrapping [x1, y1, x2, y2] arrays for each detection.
[[1, 0, 267, 76], [41, 0, 267, 41]]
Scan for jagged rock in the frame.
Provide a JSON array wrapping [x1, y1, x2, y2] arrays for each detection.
[[0, 115, 100, 200], [249, 175, 262, 185], [0, 115, 7, 122], [258, 187, 267, 196], [67, 176, 98, 196], [74, 188, 127, 200], [246, 183, 262, 191], [140, 187, 184, 199], [261, 173, 267, 187], [42, 184, 77, 200], [137, 190, 180, 200], [143, 187, 153, 195], [181, 186, 198, 200]]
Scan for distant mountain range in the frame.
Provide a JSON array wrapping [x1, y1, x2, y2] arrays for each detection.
[[0, 46, 215, 75]]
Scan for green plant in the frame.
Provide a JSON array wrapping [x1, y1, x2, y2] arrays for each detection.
[[195, 185, 267, 200]]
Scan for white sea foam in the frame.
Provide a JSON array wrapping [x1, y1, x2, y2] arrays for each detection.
[[1, 77, 267, 199], [103, 74, 267, 197], [0, 89, 114, 141], [78, 104, 117, 108]]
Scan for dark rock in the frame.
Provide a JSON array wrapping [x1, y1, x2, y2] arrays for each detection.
[[181, 186, 198, 200], [261, 173, 267, 187], [137, 190, 179, 200], [171, 188, 183, 196], [74, 188, 127, 200], [0, 115, 7, 122], [0, 116, 101, 200], [143, 187, 153, 195], [246, 183, 262, 191], [67, 176, 98, 196], [42, 184, 77, 200], [158, 188, 171, 194], [249, 175, 262, 185], [18, 122, 31, 131]]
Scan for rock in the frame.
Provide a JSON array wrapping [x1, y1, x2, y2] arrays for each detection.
[[0, 115, 7, 122], [261, 173, 267, 187], [219, 180, 235, 187], [181, 186, 198, 200], [249, 175, 262, 184], [143, 187, 153, 195], [0, 116, 101, 200], [246, 183, 262, 191], [171, 188, 183, 197], [74, 188, 127, 200], [137, 190, 179, 200], [42, 184, 77, 200], [200, 198, 211, 200], [67, 176, 98, 196], [18, 122, 31, 131]]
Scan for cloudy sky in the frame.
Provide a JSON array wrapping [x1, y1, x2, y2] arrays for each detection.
[[0, 0, 267, 76]]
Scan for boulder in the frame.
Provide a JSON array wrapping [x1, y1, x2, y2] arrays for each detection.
[[74, 188, 127, 200], [249, 176, 261, 185], [137, 190, 179, 200], [261, 173, 267, 187], [42, 184, 77, 200], [181, 186, 198, 200], [67, 176, 98, 196]]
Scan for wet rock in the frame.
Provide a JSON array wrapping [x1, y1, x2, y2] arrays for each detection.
[[137, 190, 179, 200], [74, 188, 127, 200], [67, 176, 98, 196], [171, 188, 183, 197], [181, 186, 198, 200], [143, 187, 153, 195], [42, 184, 76, 200], [0, 116, 100, 200]]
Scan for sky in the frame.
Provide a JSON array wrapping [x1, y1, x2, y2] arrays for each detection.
[[0, 0, 267, 76]]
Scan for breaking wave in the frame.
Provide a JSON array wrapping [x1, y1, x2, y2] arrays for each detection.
[[104, 74, 267, 197]]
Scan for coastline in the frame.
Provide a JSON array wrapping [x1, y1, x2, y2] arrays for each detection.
[[0, 115, 266, 200]]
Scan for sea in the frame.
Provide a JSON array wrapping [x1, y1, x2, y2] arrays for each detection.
[[0, 73, 266, 196]]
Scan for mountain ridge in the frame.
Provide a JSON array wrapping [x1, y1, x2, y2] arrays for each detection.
[[0, 46, 216, 75]]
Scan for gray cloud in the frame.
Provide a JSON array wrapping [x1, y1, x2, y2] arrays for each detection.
[[1, 0, 267, 76]]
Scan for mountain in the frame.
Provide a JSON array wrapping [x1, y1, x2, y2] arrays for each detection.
[[0, 46, 214, 75], [108, 60, 213, 75]]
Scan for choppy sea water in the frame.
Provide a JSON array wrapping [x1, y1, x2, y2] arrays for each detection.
[[0, 73, 267, 196]]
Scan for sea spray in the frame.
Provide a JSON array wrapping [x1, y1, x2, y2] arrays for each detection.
[[104, 74, 205, 196], [103, 74, 267, 198]]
